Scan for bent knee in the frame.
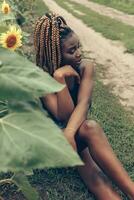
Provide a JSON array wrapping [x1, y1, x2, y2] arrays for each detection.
[[78, 120, 101, 138], [82, 120, 100, 132]]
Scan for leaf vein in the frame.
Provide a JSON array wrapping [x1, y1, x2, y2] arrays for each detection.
[[1, 123, 23, 152]]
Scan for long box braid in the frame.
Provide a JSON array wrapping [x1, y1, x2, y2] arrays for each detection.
[[34, 13, 73, 76]]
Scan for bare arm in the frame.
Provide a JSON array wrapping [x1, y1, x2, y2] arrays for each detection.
[[65, 62, 94, 135], [41, 65, 80, 121], [42, 63, 94, 151], [53, 73, 75, 121]]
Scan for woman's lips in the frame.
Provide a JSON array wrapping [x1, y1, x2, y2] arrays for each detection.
[[76, 59, 82, 64]]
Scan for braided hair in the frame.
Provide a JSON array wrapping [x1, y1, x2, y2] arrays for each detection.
[[34, 13, 74, 75]]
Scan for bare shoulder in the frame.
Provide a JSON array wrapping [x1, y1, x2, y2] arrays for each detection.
[[80, 59, 95, 78]]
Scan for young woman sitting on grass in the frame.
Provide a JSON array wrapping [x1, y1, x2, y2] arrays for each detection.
[[34, 13, 134, 200]]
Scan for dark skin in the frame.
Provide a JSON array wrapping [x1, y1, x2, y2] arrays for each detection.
[[44, 32, 94, 150], [42, 32, 134, 200]]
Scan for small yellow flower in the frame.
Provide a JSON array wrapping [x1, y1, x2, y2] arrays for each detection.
[[1, 0, 11, 14], [0, 25, 22, 51]]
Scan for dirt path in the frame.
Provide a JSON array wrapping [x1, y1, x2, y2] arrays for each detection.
[[71, 0, 134, 27], [43, 0, 134, 112]]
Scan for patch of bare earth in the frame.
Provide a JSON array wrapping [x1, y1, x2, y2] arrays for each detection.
[[64, 2, 85, 16], [43, 0, 134, 113], [71, 0, 134, 27]]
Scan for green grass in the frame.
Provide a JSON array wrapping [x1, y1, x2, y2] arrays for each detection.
[[91, 75, 134, 171], [28, 70, 134, 200], [34, 0, 49, 16], [28, 0, 134, 198], [29, 74, 134, 200], [0, 0, 134, 200], [89, 0, 134, 15], [28, 73, 134, 200], [55, 0, 134, 54]]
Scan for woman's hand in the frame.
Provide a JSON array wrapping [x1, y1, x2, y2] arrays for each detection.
[[63, 128, 77, 151], [53, 65, 80, 84]]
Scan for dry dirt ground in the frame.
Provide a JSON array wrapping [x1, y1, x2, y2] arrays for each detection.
[[43, 0, 134, 113], [71, 0, 134, 27]]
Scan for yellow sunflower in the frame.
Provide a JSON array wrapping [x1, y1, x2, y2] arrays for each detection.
[[1, 0, 11, 14], [0, 25, 22, 51]]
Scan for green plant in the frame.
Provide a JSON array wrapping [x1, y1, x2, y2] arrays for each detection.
[[0, 2, 82, 199], [0, 47, 82, 200]]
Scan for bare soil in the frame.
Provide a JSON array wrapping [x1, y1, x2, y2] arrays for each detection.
[[43, 0, 134, 113], [71, 0, 134, 27]]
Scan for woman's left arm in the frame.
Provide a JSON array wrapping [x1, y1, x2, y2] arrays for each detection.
[[65, 62, 94, 136]]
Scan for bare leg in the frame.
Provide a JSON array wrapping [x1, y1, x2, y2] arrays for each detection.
[[77, 147, 121, 200], [78, 120, 134, 199]]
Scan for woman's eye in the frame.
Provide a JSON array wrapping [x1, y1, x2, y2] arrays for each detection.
[[69, 49, 75, 54], [68, 43, 81, 54]]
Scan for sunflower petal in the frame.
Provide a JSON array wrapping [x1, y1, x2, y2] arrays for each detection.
[[0, 26, 23, 51]]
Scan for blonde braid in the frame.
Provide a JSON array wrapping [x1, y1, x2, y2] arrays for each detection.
[[34, 17, 45, 67], [51, 16, 57, 72], [40, 20, 47, 67], [46, 17, 53, 75], [56, 27, 61, 68], [45, 18, 50, 64]]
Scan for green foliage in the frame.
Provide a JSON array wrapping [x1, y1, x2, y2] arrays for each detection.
[[8, 0, 31, 25], [0, 48, 64, 101], [0, 0, 15, 23], [0, 100, 82, 172], [0, 48, 82, 172], [13, 172, 40, 200], [0, 49, 82, 199], [6, 0, 132, 199], [0, 2, 82, 196], [8, 0, 34, 13], [0, 48, 82, 199], [8, 0, 49, 26], [0, 0, 134, 199], [0, 12, 15, 23]]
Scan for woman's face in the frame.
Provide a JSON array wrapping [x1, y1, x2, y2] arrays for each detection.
[[61, 32, 82, 68]]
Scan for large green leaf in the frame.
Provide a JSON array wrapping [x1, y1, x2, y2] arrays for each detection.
[[13, 172, 40, 200], [0, 101, 82, 172], [0, 48, 64, 100]]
